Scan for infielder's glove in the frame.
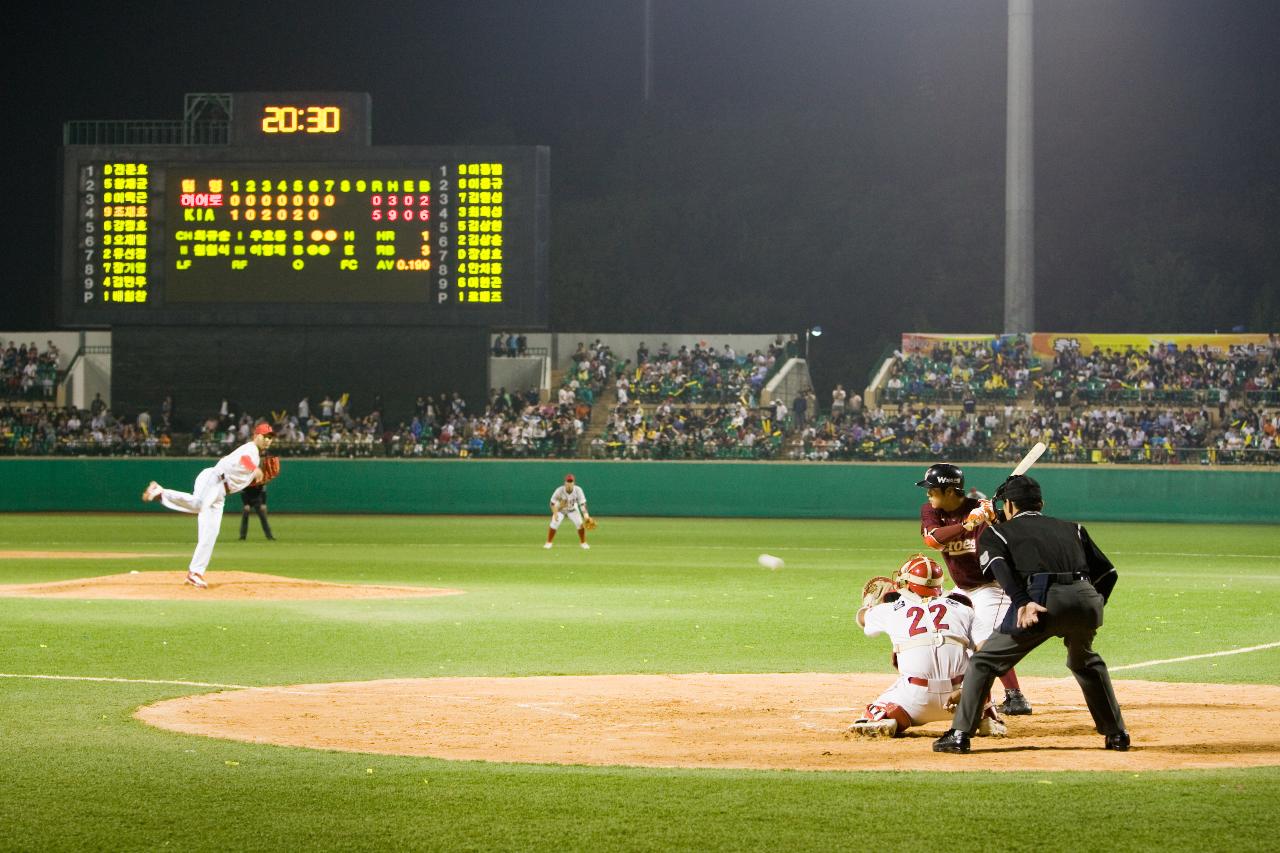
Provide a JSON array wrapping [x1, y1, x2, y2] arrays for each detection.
[[258, 455, 281, 485], [583, 516, 598, 530], [861, 575, 898, 609]]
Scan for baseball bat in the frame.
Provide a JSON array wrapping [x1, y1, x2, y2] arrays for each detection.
[[1010, 441, 1047, 477]]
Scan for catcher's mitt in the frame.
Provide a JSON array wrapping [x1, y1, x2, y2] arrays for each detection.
[[583, 516, 598, 530], [258, 455, 281, 485], [861, 575, 898, 609]]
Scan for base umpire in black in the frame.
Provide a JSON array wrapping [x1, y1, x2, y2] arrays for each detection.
[[933, 475, 1129, 754], [238, 483, 275, 540]]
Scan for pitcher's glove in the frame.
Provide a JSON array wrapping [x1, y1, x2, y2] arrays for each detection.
[[258, 455, 281, 485], [861, 575, 899, 610], [583, 516, 598, 530]]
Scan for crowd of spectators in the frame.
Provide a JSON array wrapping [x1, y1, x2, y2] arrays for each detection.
[[591, 399, 784, 459], [4, 334, 1276, 465], [183, 387, 588, 459], [617, 337, 794, 407], [884, 337, 1280, 412], [884, 338, 1039, 404], [0, 397, 168, 456], [1, 339, 61, 400], [1032, 339, 1280, 409]]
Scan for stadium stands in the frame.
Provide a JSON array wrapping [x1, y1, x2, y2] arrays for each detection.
[[3, 333, 1275, 465]]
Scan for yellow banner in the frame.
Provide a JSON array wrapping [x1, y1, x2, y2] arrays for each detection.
[[1031, 332, 1271, 360]]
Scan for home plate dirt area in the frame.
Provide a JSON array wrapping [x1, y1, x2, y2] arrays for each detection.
[[0, 570, 464, 601], [136, 673, 1280, 772]]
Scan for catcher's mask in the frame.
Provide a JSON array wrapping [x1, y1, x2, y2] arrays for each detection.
[[915, 463, 964, 492], [897, 553, 944, 597]]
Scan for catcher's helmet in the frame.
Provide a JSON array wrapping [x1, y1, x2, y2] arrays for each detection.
[[915, 463, 964, 491], [897, 553, 944, 597]]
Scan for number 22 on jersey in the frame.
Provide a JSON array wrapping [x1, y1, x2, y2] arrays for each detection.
[[906, 602, 951, 636]]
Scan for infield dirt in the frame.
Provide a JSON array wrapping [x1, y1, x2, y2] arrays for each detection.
[[135, 673, 1280, 772]]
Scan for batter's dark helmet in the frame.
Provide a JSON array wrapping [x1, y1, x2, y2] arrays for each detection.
[[915, 463, 964, 491]]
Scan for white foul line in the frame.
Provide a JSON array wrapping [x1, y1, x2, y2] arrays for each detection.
[[5, 643, 1280, 690], [0, 672, 249, 689], [1110, 641, 1280, 672], [0, 673, 316, 695]]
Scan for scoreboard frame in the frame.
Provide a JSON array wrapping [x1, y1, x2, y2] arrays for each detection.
[[58, 143, 550, 328]]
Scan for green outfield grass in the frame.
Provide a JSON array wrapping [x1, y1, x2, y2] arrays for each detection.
[[1, 514, 1278, 851]]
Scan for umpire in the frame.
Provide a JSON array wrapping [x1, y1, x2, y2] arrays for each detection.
[[933, 475, 1129, 754], [238, 483, 275, 541]]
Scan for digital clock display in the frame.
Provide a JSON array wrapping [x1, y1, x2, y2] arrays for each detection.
[[261, 105, 342, 134], [230, 92, 370, 147], [59, 145, 550, 327]]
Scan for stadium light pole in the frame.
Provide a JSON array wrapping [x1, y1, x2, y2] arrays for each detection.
[[1004, 0, 1035, 333], [805, 326, 823, 361]]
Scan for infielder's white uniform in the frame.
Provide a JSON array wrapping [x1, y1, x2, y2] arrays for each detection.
[[861, 592, 976, 726], [549, 484, 588, 530], [156, 441, 261, 578]]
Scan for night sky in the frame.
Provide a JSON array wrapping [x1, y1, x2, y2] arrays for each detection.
[[7, 1, 1280, 379]]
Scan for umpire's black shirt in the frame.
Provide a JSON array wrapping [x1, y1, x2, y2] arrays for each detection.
[[976, 511, 1116, 611]]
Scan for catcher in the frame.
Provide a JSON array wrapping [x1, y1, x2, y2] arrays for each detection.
[[544, 472, 594, 550], [848, 554, 1006, 739], [239, 454, 280, 540]]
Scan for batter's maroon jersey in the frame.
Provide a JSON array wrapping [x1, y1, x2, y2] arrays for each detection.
[[919, 498, 989, 589]]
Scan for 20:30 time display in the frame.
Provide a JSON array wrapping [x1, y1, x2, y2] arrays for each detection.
[[260, 106, 342, 134]]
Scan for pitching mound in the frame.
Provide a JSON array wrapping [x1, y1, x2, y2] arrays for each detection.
[[0, 571, 465, 601], [135, 673, 1280, 772]]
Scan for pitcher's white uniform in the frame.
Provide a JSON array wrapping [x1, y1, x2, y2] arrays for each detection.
[[861, 591, 976, 727], [549, 483, 588, 531], [156, 440, 262, 578]]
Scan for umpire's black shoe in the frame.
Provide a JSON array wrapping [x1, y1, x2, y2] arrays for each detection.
[[932, 729, 971, 754], [998, 689, 1032, 716], [1104, 731, 1131, 751]]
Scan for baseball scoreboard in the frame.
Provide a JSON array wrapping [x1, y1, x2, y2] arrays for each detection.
[[59, 93, 549, 327]]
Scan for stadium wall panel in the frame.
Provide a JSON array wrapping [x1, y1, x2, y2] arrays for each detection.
[[5, 459, 1277, 523], [110, 326, 488, 431]]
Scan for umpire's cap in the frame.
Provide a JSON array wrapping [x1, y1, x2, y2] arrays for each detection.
[[915, 463, 964, 490], [995, 474, 1042, 506]]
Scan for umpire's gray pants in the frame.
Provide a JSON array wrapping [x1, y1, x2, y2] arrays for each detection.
[[952, 580, 1126, 737]]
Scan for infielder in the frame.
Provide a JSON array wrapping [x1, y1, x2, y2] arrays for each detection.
[[850, 554, 1005, 738], [142, 422, 276, 587], [544, 472, 592, 549], [917, 463, 1032, 715]]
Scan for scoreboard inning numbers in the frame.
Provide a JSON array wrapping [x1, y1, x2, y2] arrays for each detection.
[[59, 93, 549, 327]]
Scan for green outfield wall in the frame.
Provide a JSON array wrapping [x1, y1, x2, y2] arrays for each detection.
[[3, 458, 1276, 523]]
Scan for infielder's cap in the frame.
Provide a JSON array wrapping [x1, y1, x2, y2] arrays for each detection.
[[995, 474, 1041, 506], [564, 473, 575, 481], [253, 423, 275, 436]]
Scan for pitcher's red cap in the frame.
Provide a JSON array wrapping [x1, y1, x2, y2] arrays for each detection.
[[254, 423, 275, 436]]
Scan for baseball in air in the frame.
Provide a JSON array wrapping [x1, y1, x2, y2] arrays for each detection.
[[757, 554, 785, 570]]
